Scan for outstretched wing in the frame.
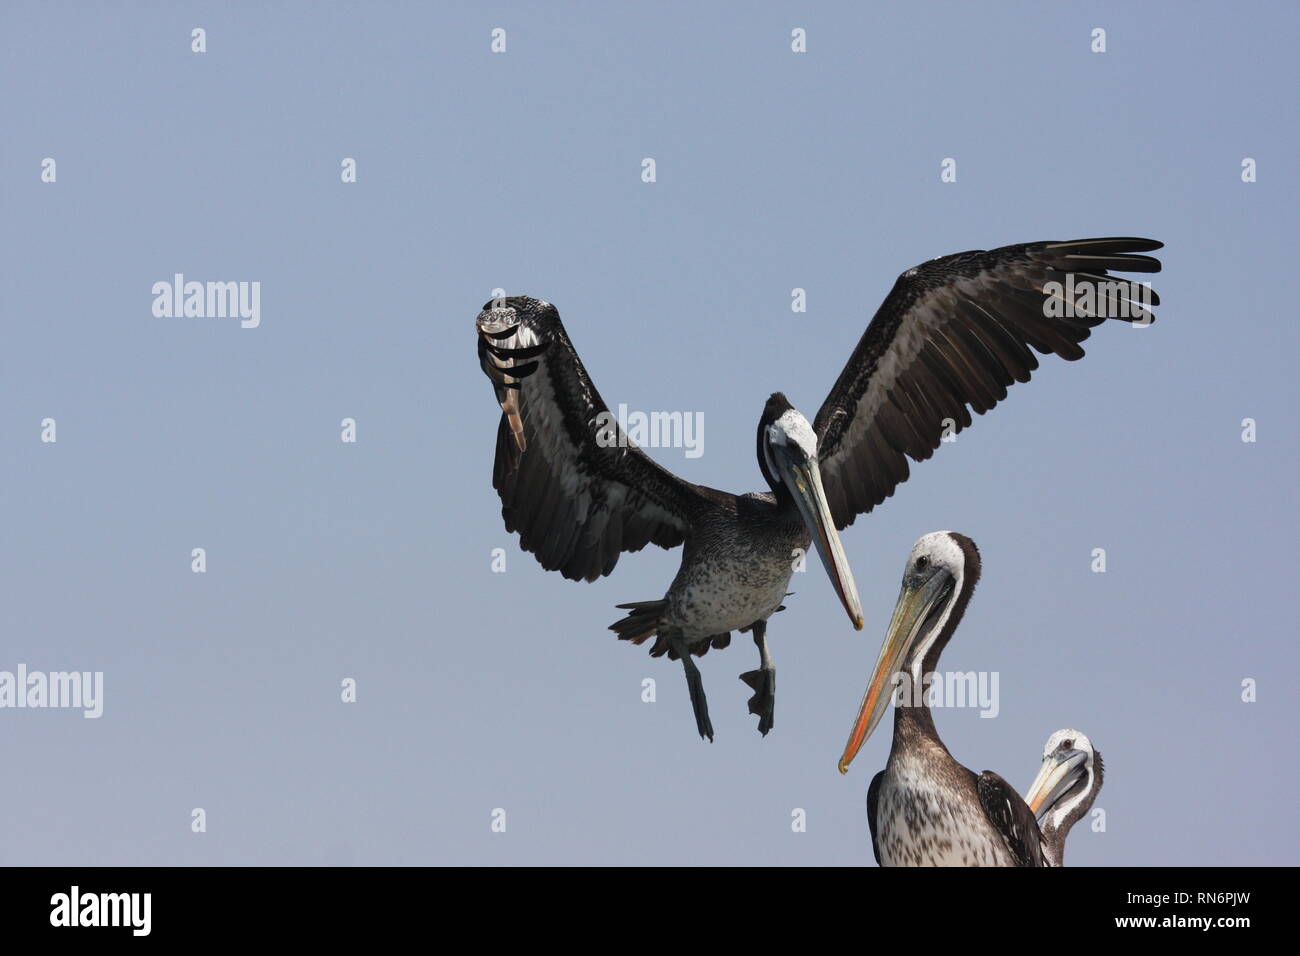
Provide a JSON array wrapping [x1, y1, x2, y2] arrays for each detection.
[[977, 771, 1046, 868], [477, 296, 710, 581], [813, 238, 1162, 528]]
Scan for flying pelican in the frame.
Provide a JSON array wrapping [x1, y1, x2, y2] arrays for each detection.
[[837, 531, 1046, 866], [1025, 729, 1104, 866], [476, 238, 1162, 740]]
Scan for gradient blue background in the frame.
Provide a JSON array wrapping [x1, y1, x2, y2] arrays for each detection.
[[2, 1, 1296, 865]]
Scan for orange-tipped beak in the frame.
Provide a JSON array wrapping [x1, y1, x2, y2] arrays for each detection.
[[837, 570, 951, 773], [1023, 749, 1089, 819]]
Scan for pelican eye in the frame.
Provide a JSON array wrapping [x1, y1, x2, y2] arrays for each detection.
[[915, 556, 929, 571]]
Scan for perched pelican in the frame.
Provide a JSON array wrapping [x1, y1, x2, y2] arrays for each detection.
[[1025, 729, 1104, 866], [838, 532, 1046, 866], [476, 238, 1162, 740]]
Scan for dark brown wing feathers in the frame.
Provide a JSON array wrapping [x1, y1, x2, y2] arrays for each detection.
[[477, 298, 708, 581], [977, 770, 1046, 868], [814, 238, 1162, 528]]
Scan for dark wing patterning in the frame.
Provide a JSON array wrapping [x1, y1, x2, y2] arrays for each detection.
[[477, 296, 709, 582], [813, 238, 1162, 528], [866, 770, 884, 866], [977, 771, 1046, 868]]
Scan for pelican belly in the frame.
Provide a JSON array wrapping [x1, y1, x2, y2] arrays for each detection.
[[664, 522, 807, 640], [875, 754, 1016, 867]]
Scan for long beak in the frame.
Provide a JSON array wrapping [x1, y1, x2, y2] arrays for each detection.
[[837, 571, 952, 774], [1024, 750, 1088, 818], [774, 450, 864, 630]]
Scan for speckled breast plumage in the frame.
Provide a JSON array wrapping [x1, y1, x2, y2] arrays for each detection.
[[875, 751, 1016, 867], [663, 507, 809, 641]]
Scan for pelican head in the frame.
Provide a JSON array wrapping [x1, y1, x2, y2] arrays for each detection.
[[758, 393, 863, 631], [1025, 729, 1104, 825], [838, 531, 980, 773]]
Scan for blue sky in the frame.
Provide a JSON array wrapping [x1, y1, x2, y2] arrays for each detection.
[[1, 1, 1296, 865]]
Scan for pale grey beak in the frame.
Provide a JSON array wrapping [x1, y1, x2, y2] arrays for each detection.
[[771, 443, 864, 631]]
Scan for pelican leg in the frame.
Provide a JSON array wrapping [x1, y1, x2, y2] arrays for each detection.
[[739, 620, 775, 736], [671, 637, 714, 743]]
